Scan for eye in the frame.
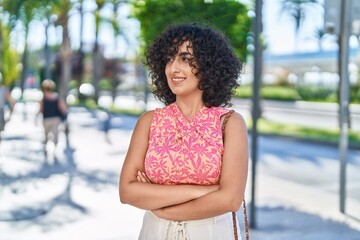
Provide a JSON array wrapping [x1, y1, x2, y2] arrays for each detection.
[[180, 56, 190, 63], [166, 56, 174, 62]]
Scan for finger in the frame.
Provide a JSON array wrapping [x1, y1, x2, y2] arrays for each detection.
[[137, 171, 147, 183], [141, 172, 151, 183], [136, 175, 141, 182]]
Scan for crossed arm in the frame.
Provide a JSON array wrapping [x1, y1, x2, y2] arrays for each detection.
[[119, 111, 248, 221]]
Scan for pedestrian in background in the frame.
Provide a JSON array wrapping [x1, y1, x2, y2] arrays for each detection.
[[0, 74, 15, 146], [120, 22, 249, 239], [36, 79, 67, 161]]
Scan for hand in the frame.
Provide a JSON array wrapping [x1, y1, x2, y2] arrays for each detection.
[[137, 171, 152, 183]]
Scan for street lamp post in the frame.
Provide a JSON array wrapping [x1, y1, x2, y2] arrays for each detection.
[[338, 0, 351, 214], [250, 0, 263, 229], [324, 0, 352, 214]]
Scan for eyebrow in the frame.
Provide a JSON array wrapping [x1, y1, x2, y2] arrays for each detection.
[[178, 51, 193, 57]]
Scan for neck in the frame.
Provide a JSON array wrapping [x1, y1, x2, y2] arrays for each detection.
[[175, 98, 205, 121]]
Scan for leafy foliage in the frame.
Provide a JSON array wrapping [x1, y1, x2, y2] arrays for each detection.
[[0, 22, 19, 86], [350, 85, 360, 104], [132, 0, 251, 62], [255, 118, 360, 148], [296, 86, 335, 101], [235, 84, 301, 101]]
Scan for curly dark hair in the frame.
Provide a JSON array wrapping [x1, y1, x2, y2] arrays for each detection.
[[145, 22, 243, 107]]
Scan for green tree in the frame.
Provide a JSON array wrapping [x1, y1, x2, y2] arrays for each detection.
[[0, 21, 19, 87], [1, 0, 41, 96], [132, 0, 251, 62]]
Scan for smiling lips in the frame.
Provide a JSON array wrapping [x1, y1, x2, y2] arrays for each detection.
[[171, 77, 186, 85]]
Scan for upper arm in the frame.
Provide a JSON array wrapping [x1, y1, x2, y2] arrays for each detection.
[[220, 112, 248, 202], [58, 97, 67, 113], [58, 98, 67, 113], [38, 100, 44, 114], [120, 111, 154, 186]]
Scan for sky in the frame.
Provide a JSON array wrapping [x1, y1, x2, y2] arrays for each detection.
[[19, 0, 357, 58], [262, 0, 360, 53]]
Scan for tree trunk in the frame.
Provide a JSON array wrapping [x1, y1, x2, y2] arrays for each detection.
[[44, 20, 51, 80], [78, 0, 85, 92], [111, 34, 119, 103], [111, 61, 117, 103], [92, 43, 104, 101], [59, 21, 72, 101], [20, 43, 28, 98]]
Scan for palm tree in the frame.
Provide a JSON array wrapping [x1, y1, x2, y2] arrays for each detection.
[[78, 0, 85, 90], [92, 0, 107, 101], [0, 20, 20, 87], [41, 6, 54, 80], [70, 0, 86, 100], [311, 27, 336, 52], [92, 0, 130, 102], [1, 0, 38, 98], [313, 27, 326, 51], [108, 0, 130, 101], [280, 0, 320, 50], [30, 2, 56, 81], [52, 0, 73, 100]]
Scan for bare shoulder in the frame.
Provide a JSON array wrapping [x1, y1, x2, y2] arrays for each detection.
[[139, 110, 154, 122], [135, 110, 155, 129], [223, 111, 247, 134], [229, 111, 246, 125]]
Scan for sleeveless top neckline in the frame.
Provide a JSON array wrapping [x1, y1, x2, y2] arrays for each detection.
[[144, 103, 231, 185]]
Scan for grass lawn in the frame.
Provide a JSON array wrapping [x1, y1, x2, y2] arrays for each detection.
[[248, 118, 360, 149]]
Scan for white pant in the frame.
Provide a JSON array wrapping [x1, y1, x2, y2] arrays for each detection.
[[43, 117, 62, 145], [139, 211, 241, 240]]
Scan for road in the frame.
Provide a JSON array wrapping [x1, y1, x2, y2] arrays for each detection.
[[231, 98, 360, 131], [106, 93, 360, 131], [19, 88, 360, 131]]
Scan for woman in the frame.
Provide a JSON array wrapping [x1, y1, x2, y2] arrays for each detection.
[[119, 23, 248, 239], [36, 79, 67, 159]]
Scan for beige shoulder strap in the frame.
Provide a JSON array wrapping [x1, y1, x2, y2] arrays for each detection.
[[221, 110, 250, 240], [221, 110, 235, 135]]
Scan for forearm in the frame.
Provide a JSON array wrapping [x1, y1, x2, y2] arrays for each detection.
[[154, 188, 243, 221], [120, 181, 218, 210]]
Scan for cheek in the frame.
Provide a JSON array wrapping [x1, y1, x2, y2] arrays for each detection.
[[188, 70, 200, 83], [165, 64, 171, 77]]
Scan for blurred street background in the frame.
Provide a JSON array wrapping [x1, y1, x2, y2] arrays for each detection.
[[1, 0, 360, 239]]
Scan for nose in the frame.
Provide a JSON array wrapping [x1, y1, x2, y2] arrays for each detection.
[[170, 57, 180, 73]]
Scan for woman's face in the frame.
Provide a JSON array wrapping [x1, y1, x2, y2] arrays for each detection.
[[165, 41, 202, 97]]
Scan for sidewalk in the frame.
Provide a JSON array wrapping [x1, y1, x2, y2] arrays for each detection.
[[0, 102, 359, 240]]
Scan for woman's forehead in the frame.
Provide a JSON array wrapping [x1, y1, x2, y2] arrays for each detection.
[[177, 41, 193, 54]]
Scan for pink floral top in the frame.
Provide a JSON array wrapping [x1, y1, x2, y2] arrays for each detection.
[[144, 103, 231, 185]]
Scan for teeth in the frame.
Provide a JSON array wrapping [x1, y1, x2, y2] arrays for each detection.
[[172, 77, 185, 82]]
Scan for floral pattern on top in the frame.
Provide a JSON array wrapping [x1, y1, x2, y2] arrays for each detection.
[[145, 103, 231, 185]]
